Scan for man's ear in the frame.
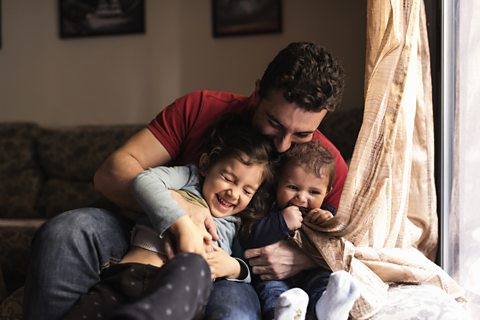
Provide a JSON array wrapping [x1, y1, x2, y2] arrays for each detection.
[[198, 153, 210, 176]]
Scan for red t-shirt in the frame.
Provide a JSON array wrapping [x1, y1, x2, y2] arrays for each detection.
[[148, 90, 348, 211]]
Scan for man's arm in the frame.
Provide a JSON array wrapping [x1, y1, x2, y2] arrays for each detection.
[[244, 240, 316, 280], [94, 129, 219, 240], [94, 128, 172, 211]]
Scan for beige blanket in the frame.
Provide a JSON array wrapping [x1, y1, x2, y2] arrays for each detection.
[[292, 1, 465, 318]]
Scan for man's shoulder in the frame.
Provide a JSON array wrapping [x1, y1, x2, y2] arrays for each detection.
[[312, 130, 341, 155], [185, 89, 248, 103]]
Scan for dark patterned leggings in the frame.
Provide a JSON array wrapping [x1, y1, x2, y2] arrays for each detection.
[[64, 253, 212, 320]]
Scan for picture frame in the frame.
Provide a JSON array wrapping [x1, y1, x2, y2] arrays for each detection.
[[59, 0, 145, 39], [0, 0, 2, 48], [212, 0, 282, 38]]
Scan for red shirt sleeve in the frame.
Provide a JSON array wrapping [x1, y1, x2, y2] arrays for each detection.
[[147, 91, 203, 161], [147, 90, 251, 166]]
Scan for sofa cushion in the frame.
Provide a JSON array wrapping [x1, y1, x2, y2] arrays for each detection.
[[0, 169, 43, 219], [36, 125, 143, 181], [37, 179, 101, 218], [0, 136, 37, 173]]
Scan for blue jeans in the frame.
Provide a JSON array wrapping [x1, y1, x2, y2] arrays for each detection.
[[205, 279, 261, 320], [24, 208, 133, 320], [23, 208, 262, 320], [254, 267, 331, 319]]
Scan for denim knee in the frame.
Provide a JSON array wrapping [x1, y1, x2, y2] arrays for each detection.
[[205, 280, 261, 320]]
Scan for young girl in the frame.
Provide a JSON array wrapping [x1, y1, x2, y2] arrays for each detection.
[[242, 141, 360, 320], [64, 116, 275, 320]]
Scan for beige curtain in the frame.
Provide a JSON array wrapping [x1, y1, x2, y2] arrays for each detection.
[[293, 0, 465, 318]]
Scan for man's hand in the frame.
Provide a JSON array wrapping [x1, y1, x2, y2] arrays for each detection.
[[305, 208, 334, 225], [282, 206, 303, 231], [244, 240, 316, 280]]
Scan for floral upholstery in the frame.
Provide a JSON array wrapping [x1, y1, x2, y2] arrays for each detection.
[[0, 287, 23, 320], [0, 122, 143, 306]]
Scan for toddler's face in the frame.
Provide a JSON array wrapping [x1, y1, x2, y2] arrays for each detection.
[[276, 163, 330, 211], [202, 155, 265, 218]]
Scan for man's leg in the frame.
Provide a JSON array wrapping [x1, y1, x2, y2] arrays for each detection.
[[23, 208, 132, 320], [204, 279, 262, 320]]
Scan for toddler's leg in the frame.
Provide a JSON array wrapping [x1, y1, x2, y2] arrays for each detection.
[[274, 288, 309, 320], [315, 271, 360, 320]]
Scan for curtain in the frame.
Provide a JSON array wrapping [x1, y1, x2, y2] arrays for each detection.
[[292, 0, 465, 318]]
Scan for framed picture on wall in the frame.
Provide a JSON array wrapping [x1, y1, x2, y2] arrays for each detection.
[[59, 0, 145, 39], [0, 0, 2, 48], [212, 0, 282, 37]]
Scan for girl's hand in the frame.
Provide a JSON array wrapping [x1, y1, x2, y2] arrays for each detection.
[[169, 215, 212, 258], [305, 208, 333, 225], [282, 206, 303, 231], [206, 245, 241, 280]]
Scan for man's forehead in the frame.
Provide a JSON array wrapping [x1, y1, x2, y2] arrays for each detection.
[[267, 109, 321, 133]]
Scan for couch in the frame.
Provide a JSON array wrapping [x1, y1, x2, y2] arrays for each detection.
[[0, 122, 143, 319]]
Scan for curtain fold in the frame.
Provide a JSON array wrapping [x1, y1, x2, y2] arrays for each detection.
[[293, 0, 465, 318]]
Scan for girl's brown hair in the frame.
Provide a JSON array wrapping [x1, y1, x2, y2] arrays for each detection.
[[200, 113, 277, 235]]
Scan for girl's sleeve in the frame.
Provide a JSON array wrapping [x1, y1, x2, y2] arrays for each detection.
[[130, 165, 198, 237]]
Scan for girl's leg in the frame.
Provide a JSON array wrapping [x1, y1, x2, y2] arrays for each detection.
[[110, 253, 212, 320], [64, 263, 158, 319]]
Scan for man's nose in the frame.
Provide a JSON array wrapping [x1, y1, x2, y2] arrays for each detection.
[[275, 134, 292, 153]]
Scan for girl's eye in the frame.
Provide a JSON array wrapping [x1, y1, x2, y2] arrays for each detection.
[[222, 175, 233, 182], [310, 190, 321, 195], [244, 189, 253, 196], [287, 185, 298, 190]]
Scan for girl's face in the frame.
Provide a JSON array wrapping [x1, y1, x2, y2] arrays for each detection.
[[201, 154, 266, 218], [276, 163, 330, 211]]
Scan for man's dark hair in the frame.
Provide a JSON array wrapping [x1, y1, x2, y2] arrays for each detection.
[[258, 42, 344, 112]]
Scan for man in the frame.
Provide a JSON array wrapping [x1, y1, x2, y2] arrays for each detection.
[[24, 42, 347, 320]]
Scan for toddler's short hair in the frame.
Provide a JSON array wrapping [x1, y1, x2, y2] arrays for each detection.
[[280, 141, 336, 192]]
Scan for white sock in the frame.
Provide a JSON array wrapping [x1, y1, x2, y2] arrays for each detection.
[[274, 288, 309, 320], [315, 271, 360, 320]]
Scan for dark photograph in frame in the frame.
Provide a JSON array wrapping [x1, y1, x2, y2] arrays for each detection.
[[212, 0, 282, 38], [0, 0, 2, 48], [59, 0, 145, 39]]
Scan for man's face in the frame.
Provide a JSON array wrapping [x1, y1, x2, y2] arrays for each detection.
[[252, 90, 327, 153]]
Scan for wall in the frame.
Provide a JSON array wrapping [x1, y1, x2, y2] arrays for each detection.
[[0, 0, 366, 126]]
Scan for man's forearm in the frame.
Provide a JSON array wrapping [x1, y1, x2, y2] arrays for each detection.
[[94, 151, 144, 212]]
